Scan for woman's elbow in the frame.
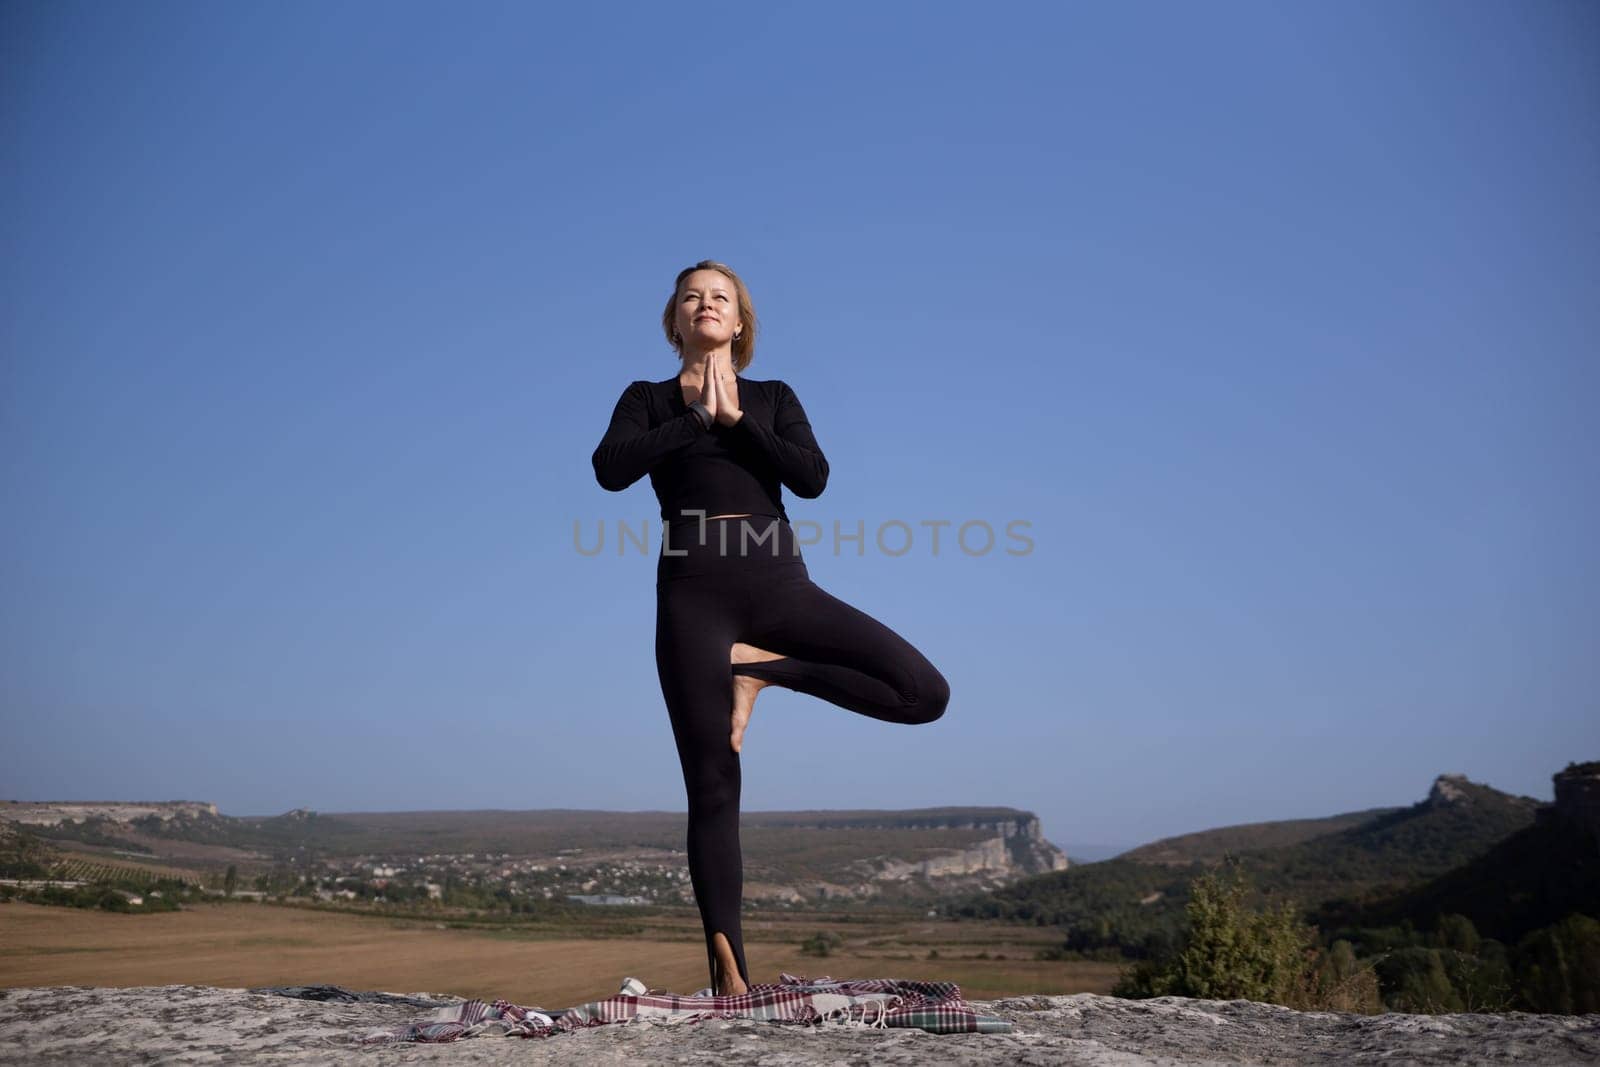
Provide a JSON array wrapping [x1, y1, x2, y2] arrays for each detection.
[[909, 667, 950, 725], [591, 454, 629, 492], [794, 462, 830, 499]]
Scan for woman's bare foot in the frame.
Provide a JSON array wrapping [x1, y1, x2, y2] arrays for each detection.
[[712, 931, 748, 996], [730, 643, 785, 753], [730, 674, 767, 754]]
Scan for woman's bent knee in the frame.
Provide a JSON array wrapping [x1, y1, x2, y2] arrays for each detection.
[[911, 666, 950, 724]]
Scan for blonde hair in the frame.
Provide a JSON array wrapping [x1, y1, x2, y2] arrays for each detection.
[[661, 260, 759, 372]]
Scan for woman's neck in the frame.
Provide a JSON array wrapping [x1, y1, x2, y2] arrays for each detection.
[[678, 347, 734, 382]]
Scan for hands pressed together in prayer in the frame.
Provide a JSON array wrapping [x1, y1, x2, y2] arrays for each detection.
[[697, 350, 743, 428]]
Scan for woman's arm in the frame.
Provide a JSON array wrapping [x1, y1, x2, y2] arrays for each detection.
[[733, 380, 830, 498], [591, 381, 709, 491]]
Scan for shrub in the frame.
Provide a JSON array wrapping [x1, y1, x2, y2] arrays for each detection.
[[1311, 939, 1385, 1013], [1374, 947, 1464, 1012], [1514, 913, 1600, 1014], [800, 931, 843, 957], [1114, 860, 1380, 1012]]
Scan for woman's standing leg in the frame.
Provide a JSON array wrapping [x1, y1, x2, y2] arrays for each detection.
[[733, 566, 951, 725], [654, 574, 752, 993]]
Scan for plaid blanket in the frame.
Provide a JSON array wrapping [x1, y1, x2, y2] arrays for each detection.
[[357, 971, 1013, 1043]]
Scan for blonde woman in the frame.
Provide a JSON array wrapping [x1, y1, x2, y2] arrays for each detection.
[[592, 260, 951, 997]]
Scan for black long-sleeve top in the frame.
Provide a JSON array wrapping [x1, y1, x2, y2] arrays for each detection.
[[591, 374, 829, 525]]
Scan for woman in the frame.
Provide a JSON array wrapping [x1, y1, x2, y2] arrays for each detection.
[[590, 260, 951, 997]]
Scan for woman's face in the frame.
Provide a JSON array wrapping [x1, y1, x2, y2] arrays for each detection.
[[675, 269, 741, 354]]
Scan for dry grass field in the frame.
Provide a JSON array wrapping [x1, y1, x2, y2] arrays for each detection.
[[0, 900, 1125, 1007]]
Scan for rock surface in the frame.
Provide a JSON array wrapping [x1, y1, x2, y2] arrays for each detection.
[[2, 984, 1598, 1065]]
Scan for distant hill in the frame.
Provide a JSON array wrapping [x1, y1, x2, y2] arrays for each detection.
[[1062, 844, 1132, 864], [1317, 761, 1600, 944], [942, 773, 1541, 956], [1119, 809, 1401, 866], [0, 801, 1067, 905], [1241, 773, 1540, 906]]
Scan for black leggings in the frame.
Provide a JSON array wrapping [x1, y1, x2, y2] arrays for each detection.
[[654, 514, 951, 992]]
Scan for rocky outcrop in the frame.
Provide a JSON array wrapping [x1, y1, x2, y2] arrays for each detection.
[[866, 816, 1069, 883], [1003, 813, 1072, 873], [1, 983, 1595, 1065], [742, 811, 1070, 901], [0, 801, 220, 827], [1427, 773, 1473, 806], [873, 835, 1010, 880], [1537, 760, 1600, 849]]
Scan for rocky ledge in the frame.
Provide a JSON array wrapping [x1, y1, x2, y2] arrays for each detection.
[[1, 985, 1597, 1065]]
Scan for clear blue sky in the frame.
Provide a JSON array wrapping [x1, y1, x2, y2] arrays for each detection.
[[3, 0, 1595, 852]]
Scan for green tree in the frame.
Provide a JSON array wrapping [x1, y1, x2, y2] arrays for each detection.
[[1376, 947, 1462, 1013], [1115, 860, 1378, 1011], [224, 865, 238, 898], [1431, 913, 1480, 955], [1515, 914, 1600, 1014], [1165, 864, 1318, 1003], [0, 828, 55, 878]]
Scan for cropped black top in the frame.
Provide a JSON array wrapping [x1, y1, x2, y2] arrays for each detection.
[[591, 374, 830, 525]]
